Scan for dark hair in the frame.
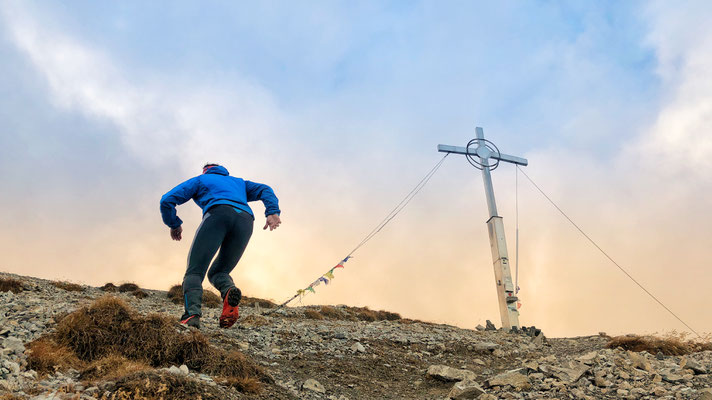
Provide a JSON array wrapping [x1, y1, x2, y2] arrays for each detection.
[[203, 163, 220, 169]]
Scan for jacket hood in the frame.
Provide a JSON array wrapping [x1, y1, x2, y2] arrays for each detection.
[[204, 165, 229, 176]]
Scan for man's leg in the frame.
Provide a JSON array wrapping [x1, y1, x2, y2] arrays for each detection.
[[182, 211, 228, 319], [207, 210, 254, 298]]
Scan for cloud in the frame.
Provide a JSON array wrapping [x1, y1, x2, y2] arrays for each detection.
[[1, 1, 711, 338]]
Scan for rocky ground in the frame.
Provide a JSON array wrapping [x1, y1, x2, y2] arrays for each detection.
[[1, 271, 711, 399]]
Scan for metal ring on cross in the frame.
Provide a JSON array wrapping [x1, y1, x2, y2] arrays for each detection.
[[465, 138, 501, 170]]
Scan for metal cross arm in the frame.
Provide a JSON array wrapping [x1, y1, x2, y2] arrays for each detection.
[[437, 144, 528, 166]]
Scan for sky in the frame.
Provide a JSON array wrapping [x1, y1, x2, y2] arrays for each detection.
[[0, 0, 710, 338]]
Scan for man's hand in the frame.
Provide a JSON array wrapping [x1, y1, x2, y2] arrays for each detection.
[[263, 214, 281, 231], [170, 226, 183, 241]]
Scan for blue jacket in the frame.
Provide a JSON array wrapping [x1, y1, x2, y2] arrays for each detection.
[[160, 166, 280, 229]]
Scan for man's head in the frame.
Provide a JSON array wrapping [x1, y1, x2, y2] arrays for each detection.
[[202, 163, 220, 174]]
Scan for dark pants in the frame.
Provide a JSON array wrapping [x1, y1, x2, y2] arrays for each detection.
[[182, 204, 253, 319]]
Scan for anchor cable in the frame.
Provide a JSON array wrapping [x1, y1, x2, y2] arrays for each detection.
[[267, 153, 450, 313], [516, 165, 702, 339]]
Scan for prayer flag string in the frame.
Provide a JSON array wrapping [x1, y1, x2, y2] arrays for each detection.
[[266, 154, 449, 314]]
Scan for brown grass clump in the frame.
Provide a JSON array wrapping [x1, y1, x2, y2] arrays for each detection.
[[319, 305, 347, 320], [167, 284, 183, 304], [118, 283, 140, 293], [223, 376, 262, 394], [42, 296, 269, 392], [203, 291, 221, 308], [0, 394, 27, 400], [132, 289, 149, 299], [0, 277, 25, 294], [240, 315, 270, 327], [55, 296, 134, 360], [26, 337, 83, 375], [80, 354, 150, 381], [607, 333, 712, 356], [241, 295, 277, 309], [303, 309, 323, 320], [101, 283, 118, 292], [110, 371, 226, 400], [351, 306, 401, 322], [51, 281, 84, 292], [166, 284, 222, 308]]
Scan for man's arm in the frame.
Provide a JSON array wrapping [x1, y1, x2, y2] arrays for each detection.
[[245, 180, 281, 230], [160, 177, 200, 230]]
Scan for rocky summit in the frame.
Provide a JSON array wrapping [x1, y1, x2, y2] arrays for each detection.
[[1, 272, 711, 399]]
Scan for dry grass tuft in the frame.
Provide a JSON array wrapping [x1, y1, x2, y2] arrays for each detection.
[[607, 333, 712, 355], [167, 284, 183, 304], [223, 376, 262, 394], [167, 284, 223, 309], [203, 290, 222, 308], [40, 295, 268, 392], [240, 314, 270, 327], [132, 289, 149, 299], [80, 354, 150, 381], [118, 283, 140, 293], [0, 277, 25, 294], [26, 337, 83, 375], [0, 394, 27, 400], [303, 309, 323, 320], [352, 306, 401, 322], [319, 305, 346, 319], [241, 295, 277, 309], [51, 281, 84, 292], [101, 283, 118, 292], [110, 371, 226, 400]]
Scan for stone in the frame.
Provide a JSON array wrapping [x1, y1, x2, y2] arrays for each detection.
[[651, 373, 662, 383], [661, 369, 684, 383], [447, 379, 485, 399], [4, 361, 19, 375], [474, 342, 499, 352], [522, 360, 538, 371], [576, 351, 598, 365], [302, 378, 326, 393], [549, 364, 588, 383], [179, 364, 189, 376], [475, 324, 485, 331], [492, 349, 505, 357], [351, 342, 366, 353], [593, 376, 609, 387], [698, 388, 712, 400], [237, 341, 250, 351], [627, 351, 651, 372], [683, 358, 707, 374], [2, 337, 24, 354], [532, 333, 545, 346], [427, 365, 477, 382], [168, 366, 181, 375], [485, 320, 496, 331], [486, 369, 531, 390], [652, 386, 666, 396]]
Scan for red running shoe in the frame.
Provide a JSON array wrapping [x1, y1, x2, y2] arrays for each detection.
[[180, 315, 200, 329], [219, 287, 241, 328]]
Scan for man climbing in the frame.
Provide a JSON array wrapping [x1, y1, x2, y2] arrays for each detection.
[[160, 163, 281, 329]]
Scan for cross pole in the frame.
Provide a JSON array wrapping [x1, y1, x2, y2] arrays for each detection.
[[438, 127, 528, 330]]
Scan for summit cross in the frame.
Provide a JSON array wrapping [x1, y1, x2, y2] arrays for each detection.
[[438, 127, 528, 330]]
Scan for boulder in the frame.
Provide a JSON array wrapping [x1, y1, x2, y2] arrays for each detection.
[[627, 351, 651, 372], [302, 378, 326, 393], [447, 379, 485, 399], [485, 369, 531, 390], [427, 365, 476, 382]]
